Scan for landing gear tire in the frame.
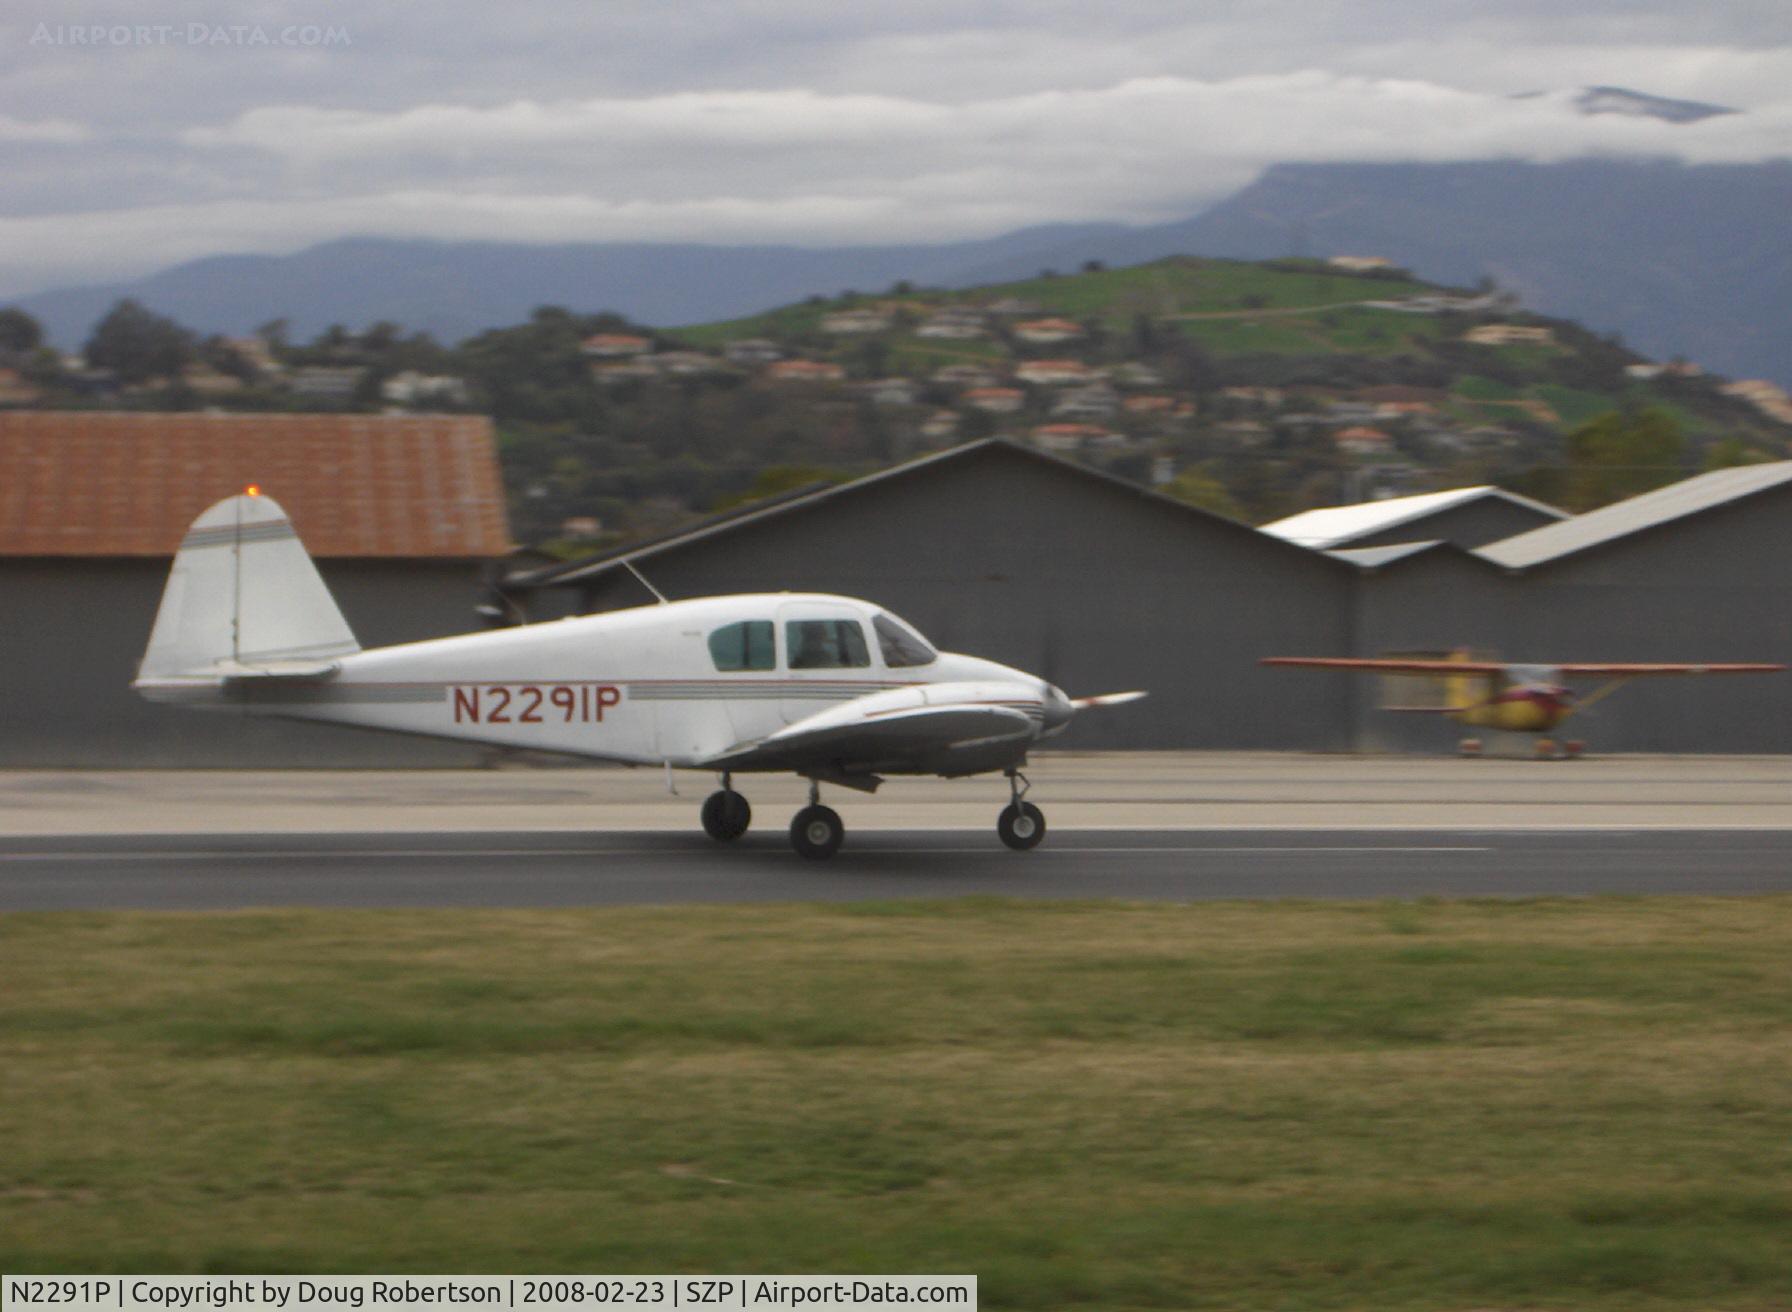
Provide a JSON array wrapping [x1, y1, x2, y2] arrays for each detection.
[[700, 789, 752, 842], [790, 804, 844, 860], [998, 801, 1046, 851]]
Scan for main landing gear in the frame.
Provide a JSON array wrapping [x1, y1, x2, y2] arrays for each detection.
[[789, 780, 844, 861], [700, 773, 752, 842]]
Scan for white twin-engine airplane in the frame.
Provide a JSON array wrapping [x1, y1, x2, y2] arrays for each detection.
[[134, 492, 1145, 858]]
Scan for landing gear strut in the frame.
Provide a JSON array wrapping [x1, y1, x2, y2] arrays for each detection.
[[790, 778, 844, 860], [998, 768, 1046, 851], [700, 773, 752, 842]]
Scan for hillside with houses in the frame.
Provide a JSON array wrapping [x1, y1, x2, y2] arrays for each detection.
[[3, 255, 1789, 548]]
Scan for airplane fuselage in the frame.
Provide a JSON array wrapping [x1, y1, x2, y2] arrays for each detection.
[[1452, 684, 1573, 734], [138, 592, 1065, 770]]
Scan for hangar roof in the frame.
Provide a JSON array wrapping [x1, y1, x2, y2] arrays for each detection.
[[0, 410, 512, 558], [517, 438, 1345, 589], [1325, 539, 1446, 568], [1260, 485, 1566, 549], [1478, 459, 1792, 570]]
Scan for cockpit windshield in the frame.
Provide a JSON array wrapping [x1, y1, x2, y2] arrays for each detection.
[[873, 611, 937, 668]]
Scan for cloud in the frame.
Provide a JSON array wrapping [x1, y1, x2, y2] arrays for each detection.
[[8, 68, 1792, 295], [0, 113, 91, 143], [181, 74, 1792, 188]]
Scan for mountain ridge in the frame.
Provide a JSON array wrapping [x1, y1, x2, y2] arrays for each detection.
[[9, 91, 1790, 385]]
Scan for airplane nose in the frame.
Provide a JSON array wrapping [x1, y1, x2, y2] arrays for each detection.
[[1041, 683, 1074, 731]]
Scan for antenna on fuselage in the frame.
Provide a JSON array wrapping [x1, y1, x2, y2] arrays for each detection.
[[622, 557, 669, 605]]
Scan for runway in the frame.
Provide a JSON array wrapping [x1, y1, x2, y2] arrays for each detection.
[[7, 827, 1792, 910]]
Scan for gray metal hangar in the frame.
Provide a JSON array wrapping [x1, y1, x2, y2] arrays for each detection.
[[1337, 461, 1792, 753], [509, 440, 1360, 751], [1261, 484, 1567, 552], [0, 411, 513, 766]]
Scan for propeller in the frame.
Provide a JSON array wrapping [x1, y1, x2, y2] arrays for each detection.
[[1070, 691, 1149, 709], [1042, 687, 1147, 732]]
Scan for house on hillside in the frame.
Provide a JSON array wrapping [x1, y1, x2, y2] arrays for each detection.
[[1015, 359, 1098, 386], [1014, 318, 1086, 344], [382, 371, 470, 406], [288, 366, 366, 401], [580, 333, 653, 357], [1721, 380, 1792, 424], [916, 310, 988, 339], [767, 360, 847, 384], [0, 368, 46, 405], [1051, 385, 1120, 420], [1463, 324, 1555, 347], [724, 339, 783, 366], [933, 364, 1001, 389], [820, 309, 892, 335], [1335, 426, 1394, 457], [962, 387, 1025, 414]]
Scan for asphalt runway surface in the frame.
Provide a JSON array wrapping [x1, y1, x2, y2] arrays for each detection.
[[7, 826, 1792, 911]]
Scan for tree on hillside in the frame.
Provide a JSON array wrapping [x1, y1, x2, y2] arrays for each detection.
[[1548, 407, 1687, 511], [0, 307, 43, 353], [1702, 437, 1776, 471], [82, 299, 196, 382]]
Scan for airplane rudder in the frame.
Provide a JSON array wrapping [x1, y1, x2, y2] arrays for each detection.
[[137, 492, 359, 684]]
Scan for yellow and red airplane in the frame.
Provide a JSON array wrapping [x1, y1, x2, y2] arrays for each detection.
[[1262, 651, 1785, 756]]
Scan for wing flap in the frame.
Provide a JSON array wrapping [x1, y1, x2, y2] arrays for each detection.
[[704, 702, 1038, 774]]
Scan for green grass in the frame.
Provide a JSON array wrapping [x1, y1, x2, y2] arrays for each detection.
[[4, 898, 1792, 1308], [672, 258, 1439, 348]]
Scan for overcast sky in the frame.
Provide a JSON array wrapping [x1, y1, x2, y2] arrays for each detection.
[[3, 1, 1790, 296]]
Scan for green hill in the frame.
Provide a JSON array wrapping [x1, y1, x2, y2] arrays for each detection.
[[14, 255, 1790, 545]]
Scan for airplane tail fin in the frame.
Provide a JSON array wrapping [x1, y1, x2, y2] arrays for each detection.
[[135, 492, 360, 694]]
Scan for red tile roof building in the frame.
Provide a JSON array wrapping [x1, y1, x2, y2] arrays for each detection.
[[0, 411, 511, 558]]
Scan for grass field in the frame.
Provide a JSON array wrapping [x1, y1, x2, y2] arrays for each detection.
[[5, 896, 1792, 1309]]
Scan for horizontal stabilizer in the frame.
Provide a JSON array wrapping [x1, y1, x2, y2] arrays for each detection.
[[217, 660, 344, 683]]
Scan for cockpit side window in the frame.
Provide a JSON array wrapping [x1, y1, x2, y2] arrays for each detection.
[[873, 612, 937, 668], [786, 619, 871, 669], [708, 620, 775, 671]]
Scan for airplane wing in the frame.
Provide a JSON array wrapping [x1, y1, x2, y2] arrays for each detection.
[[1261, 657, 1509, 675], [700, 683, 1043, 784], [1546, 663, 1786, 677], [1263, 657, 1784, 677]]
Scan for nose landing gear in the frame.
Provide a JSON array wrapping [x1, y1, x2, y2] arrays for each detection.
[[998, 768, 1046, 851]]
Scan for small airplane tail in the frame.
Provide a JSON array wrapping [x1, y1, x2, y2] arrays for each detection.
[[135, 492, 360, 695]]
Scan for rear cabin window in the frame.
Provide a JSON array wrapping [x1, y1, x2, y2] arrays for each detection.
[[708, 620, 775, 671], [786, 619, 871, 669], [873, 612, 937, 668]]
